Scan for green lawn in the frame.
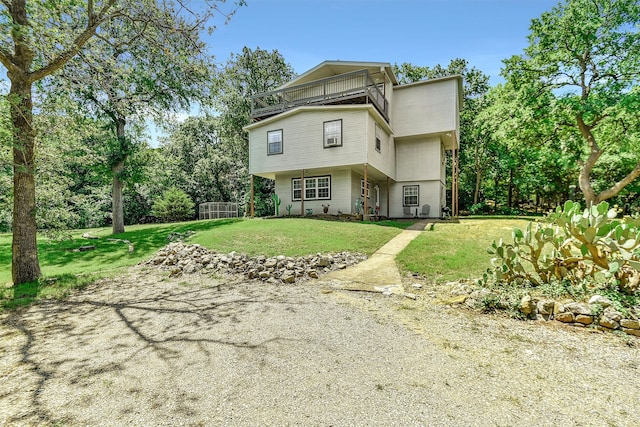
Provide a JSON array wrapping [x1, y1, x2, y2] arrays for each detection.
[[396, 218, 534, 283], [2, 216, 533, 310], [1, 218, 403, 303]]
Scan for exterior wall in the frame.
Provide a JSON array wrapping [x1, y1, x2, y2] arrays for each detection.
[[391, 78, 459, 138], [274, 169, 353, 216], [394, 136, 442, 182], [389, 180, 443, 218], [247, 63, 461, 219], [365, 116, 395, 179], [249, 109, 367, 176]]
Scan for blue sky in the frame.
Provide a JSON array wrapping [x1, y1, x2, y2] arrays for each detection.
[[208, 0, 560, 83]]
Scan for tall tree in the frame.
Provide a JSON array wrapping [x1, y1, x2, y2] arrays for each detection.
[[0, 0, 241, 284], [503, 0, 640, 205], [213, 47, 295, 215], [55, 4, 217, 234]]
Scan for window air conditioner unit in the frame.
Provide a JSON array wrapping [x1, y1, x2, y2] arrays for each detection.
[[326, 137, 338, 146]]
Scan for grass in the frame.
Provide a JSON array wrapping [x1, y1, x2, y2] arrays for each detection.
[[190, 218, 401, 256], [1, 217, 402, 310], [396, 218, 534, 283]]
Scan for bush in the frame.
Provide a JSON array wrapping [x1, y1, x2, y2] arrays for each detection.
[[152, 187, 195, 223], [487, 200, 640, 293]]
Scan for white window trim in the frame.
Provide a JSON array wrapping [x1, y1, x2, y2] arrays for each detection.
[[360, 178, 370, 199], [323, 119, 342, 148], [375, 123, 381, 153], [292, 176, 331, 201], [267, 129, 283, 155], [403, 185, 419, 207]]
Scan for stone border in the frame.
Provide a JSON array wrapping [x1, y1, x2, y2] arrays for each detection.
[[447, 284, 640, 338], [141, 242, 367, 284]]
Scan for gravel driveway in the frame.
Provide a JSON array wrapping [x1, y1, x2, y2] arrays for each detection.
[[1, 267, 639, 426]]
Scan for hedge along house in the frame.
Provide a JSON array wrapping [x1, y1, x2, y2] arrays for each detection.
[[244, 61, 462, 219]]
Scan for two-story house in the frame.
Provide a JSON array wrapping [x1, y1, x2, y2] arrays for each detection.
[[244, 60, 462, 219]]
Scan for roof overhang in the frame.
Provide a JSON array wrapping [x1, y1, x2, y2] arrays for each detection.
[[279, 60, 399, 90], [244, 104, 394, 135]]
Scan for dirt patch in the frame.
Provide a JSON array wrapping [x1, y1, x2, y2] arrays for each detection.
[[1, 267, 639, 426]]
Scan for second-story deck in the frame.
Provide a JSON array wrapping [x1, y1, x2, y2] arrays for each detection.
[[250, 69, 389, 122]]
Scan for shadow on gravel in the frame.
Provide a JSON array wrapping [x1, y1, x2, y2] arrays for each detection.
[[1, 273, 308, 425]]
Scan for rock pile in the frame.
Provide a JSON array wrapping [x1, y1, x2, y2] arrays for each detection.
[[448, 283, 640, 337], [141, 242, 367, 284]]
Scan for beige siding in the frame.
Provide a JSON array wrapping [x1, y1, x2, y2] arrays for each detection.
[[389, 180, 442, 218], [391, 79, 458, 138], [273, 169, 353, 215], [395, 137, 442, 182], [365, 116, 395, 178], [249, 109, 367, 176]]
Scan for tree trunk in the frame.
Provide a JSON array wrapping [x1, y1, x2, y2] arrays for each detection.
[[111, 119, 127, 234], [10, 78, 41, 284], [473, 173, 481, 206]]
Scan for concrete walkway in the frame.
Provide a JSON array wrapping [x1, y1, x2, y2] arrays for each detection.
[[317, 220, 428, 294]]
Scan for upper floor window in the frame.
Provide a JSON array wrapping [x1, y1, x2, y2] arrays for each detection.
[[403, 185, 419, 206], [267, 129, 283, 155], [375, 123, 381, 152], [323, 120, 342, 148]]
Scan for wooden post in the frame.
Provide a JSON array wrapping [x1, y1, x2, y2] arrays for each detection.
[[250, 174, 255, 218], [386, 176, 390, 218], [301, 169, 305, 216], [363, 164, 368, 221], [451, 147, 459, 218]]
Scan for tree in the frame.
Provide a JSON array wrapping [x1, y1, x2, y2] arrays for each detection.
[[152, 187, 195, 223], [55, 3, 221, 234], [0, 1, 241, 284], [503, 0, 640, 206], [213, 47, 295, 215], [161, 115, 240, 208]]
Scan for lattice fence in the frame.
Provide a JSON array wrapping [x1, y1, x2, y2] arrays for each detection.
[[198, 202, 238, 219]]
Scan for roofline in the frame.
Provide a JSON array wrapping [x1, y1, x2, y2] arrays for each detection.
[[281, 60, 399, 89], [243, 104, 394, 134]]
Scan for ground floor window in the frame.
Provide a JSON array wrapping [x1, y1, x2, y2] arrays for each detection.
[[403, 185, 419, 206], [360, 178, 370, 199], [292, 176, 331, 201]]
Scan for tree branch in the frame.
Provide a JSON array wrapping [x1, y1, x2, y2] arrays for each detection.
[[0, 47, 19, 75], [596, 161, 640, 202], [27, 0, 120, 82]]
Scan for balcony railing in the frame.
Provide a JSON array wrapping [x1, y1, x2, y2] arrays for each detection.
[[250, 69, 389, 122]]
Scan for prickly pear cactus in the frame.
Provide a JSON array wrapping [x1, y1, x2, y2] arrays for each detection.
[[272, 193, 281, 216], [487, 201, 640, 292]]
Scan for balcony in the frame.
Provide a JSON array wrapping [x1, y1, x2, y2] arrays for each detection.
[[250, 69, 389, 122]]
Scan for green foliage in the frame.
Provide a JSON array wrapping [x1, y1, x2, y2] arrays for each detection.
[[488, 201, 640, 293], [152, 187, 195, 223], [502, 0, 640, 205], [285, 204, 293, 216]]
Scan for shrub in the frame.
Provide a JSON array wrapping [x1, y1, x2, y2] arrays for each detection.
[[487, 200, 640, 293], [152, 187, 195, 223]]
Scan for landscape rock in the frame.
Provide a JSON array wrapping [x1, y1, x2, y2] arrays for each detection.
[[141, 242, 367, 284], [555, 312, 574, 323], [565, 302, 592, 316], [620, 319, 640, 330], [589, 295, 613, 307], [520, 295, 535, 316], [575, 314, 594, 325], [598, 315, 619, 330]]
